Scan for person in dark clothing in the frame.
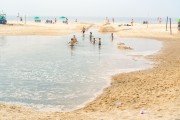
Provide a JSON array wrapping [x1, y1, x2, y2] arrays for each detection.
[[98, 38, 101, 46], [111, 33, 114, 40], [82, 27, 86, 35]]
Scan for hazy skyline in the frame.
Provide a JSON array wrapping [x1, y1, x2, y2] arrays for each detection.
[[1, 0, 179, 17]]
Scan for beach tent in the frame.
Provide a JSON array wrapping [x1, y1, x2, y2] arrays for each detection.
[[0, 14, 7, 24]]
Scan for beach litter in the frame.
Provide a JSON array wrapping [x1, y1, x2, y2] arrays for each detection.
[[140, 110, 148, 115], [140, 110, 145, 114]]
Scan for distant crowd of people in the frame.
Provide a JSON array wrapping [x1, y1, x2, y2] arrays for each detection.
[[17, 16, 171, 26], [40, 18, 68, 24], [104, 17, 173, 26], [46, 20, 53, 23]]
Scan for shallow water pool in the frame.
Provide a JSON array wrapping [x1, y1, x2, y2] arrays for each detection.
[[0, 30, 162, 111]]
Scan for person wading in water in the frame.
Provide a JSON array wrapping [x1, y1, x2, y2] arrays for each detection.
[[90, 32, 93, 41], [111, 33, 114, 41], [98, 38, 101, 46], [82, 27, 86, 36]]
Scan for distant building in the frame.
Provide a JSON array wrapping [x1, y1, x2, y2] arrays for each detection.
[[0, 14, 7, 24]]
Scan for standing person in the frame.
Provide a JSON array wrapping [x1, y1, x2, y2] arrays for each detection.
[[75, 19, 77, 22], [107, 18, 109, 23], [131, 19, 134, 26], [20, 17, 23, 22], [69, 38, 75, 46], [106, 17, 109, 23], [55, 18, 57, 23], [106, 17, 108, 22], [112, 18, 114, 23], [89, 32, 93, 42], [111, 33, 114, 40], [157, 17, 159, 23], [98, 38, 101, 46], [82, 27, 86, 35], [66, 18, 68, 24], [159, 18, 162, 24], [178, 20, 180, 31], [90, 32, 92, 40], [93, 38, 96, 44], [73, 35, 77, 42]]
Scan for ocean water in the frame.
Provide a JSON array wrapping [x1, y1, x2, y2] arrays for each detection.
[[6, 16, 178, 24], [0, 29, 162, 111]]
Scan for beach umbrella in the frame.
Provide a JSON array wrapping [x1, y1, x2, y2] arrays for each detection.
[[60, 16, 66, 19], [0, 16, 4, 19], [34, 16, 40, 20], [0, 15, 5, 19]]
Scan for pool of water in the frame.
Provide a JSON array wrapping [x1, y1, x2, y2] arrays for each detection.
[[0, 30, 162, 111]]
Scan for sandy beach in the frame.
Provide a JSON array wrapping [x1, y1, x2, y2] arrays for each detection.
[[0, 22, 180, 120], [0, 21, 93, 36]]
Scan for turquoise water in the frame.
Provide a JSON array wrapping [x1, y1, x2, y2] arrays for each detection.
[[0, 30, 162, 111]]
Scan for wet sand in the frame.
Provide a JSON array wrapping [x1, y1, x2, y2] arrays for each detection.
[[0, 22, 180, 120]]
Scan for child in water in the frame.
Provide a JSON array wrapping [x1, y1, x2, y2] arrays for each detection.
[[73, 35, 77, 42], [93, 38, 96, 44], [70, 38, 75, 46], [99, 38, 101, 46], [82, 27, 86, 35]]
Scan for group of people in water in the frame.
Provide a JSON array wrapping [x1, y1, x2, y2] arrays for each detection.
[[69, 27, 114, 46], [69, 35, 78, 46], [89, 32, 101, 46]]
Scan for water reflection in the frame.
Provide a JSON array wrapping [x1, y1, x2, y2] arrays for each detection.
[[82, 34, 85, 40], [98, 45, 101, 61], [70, 45, 75, 56], [0, 36, 7, 61], [0, 36, 7, 47]]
